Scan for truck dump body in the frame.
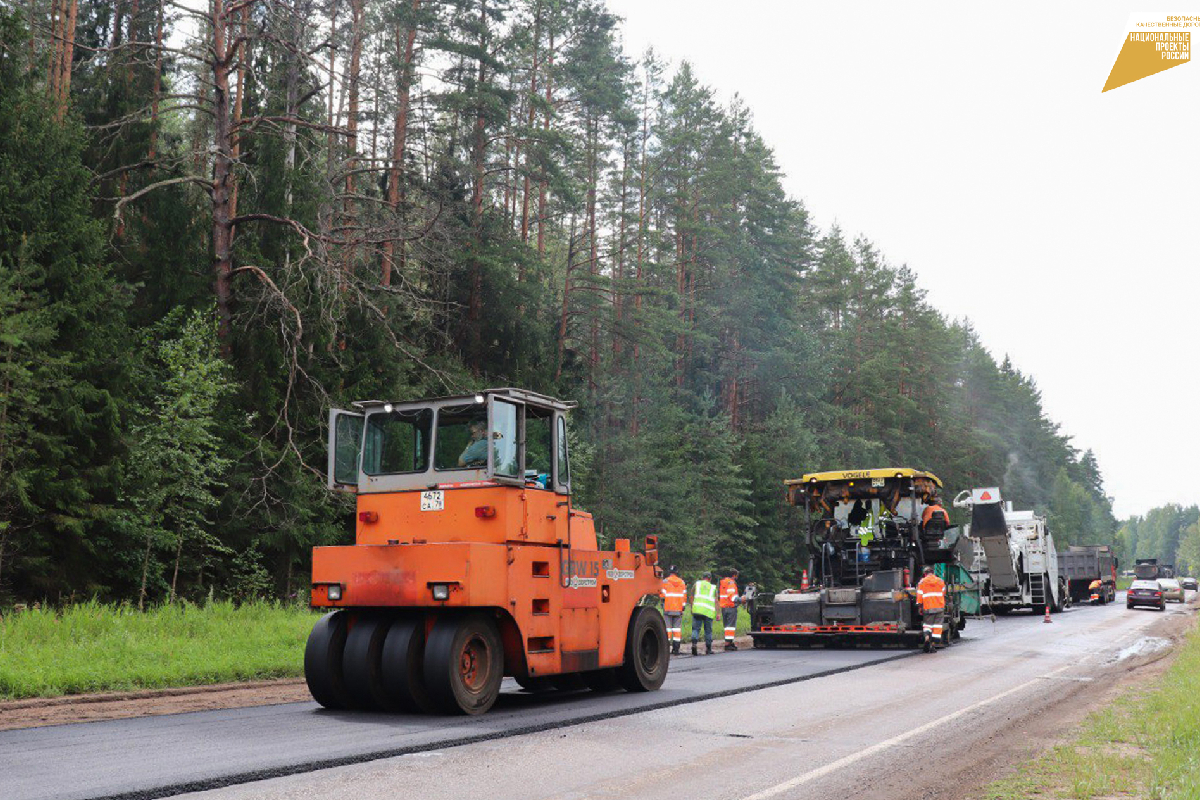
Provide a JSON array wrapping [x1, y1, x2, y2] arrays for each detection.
[[1059, 545, 1117, 603], [1135, 559, 1174, 580]]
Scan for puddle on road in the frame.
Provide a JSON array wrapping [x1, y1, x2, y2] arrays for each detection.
[[1107, 637, 1173, 664]]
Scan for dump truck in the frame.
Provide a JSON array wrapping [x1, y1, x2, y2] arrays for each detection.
[[750, 468, 971, 648], [1059, 545, 1118, 604], [306, 388, 668, 715], [956, 487, 1066, 614], [1134, 559, 1174, 580]]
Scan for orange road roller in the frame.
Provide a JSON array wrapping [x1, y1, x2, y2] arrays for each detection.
[[307, 388, 668, 714]]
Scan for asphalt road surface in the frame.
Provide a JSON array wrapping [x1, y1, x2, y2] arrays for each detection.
[[3, 593, 1191, 800]]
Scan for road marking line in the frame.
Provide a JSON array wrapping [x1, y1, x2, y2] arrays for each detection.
[[738, 663, 1073, 800]]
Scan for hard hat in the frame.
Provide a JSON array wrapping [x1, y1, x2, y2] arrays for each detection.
[[923, 565, 934, 574]]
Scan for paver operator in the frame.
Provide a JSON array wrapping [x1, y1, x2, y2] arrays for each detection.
[[690, 572, 718, 656], [921, 498, 948, 535], [719, 570, 741, 650], [660, 566, 687, 655], [916, 565, 946, 652]]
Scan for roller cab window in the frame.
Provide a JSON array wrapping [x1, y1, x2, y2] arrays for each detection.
[[362, 408, 432, 475]]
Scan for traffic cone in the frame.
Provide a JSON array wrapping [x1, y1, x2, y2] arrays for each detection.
[[801, 570, 810, 591], [1043, 604, 1052, 623]]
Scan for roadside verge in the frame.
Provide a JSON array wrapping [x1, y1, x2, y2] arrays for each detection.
[[980, 601, 1199, 800]]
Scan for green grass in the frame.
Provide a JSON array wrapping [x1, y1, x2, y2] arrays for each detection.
[[0, 600, 319, 700], [1117, 576, 1134, 591], [0, 600, 751, 701], [981, 616, 1200, 800]]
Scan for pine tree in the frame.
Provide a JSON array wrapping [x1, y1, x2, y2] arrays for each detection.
[[0, 11, 130, 599]]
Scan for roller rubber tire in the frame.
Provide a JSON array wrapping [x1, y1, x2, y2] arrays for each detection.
[[424, 614, 504, 715], [342, 614, 395, 711], [617, 607, 668, 693], [381, 617, 436, 713], [304, 611, 352, 709], [581, 668, 620, 693]]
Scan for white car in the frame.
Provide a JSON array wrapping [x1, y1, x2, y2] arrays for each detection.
[[1158, 578, 1185, 603]]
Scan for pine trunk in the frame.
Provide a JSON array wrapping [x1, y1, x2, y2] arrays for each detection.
[[343, 0, 365, 272], [586, 116, 599, 394], [536, 31, 553, 256], [138, 533, 153, 611], [211, 0, 236, 342], [381, 0, 420, 287], [520, 0, 540, 246], [148, 0, 165, 158], [555, 216, 577, 380], [169, 533, 183, 603], [467, 0, 489, 362]]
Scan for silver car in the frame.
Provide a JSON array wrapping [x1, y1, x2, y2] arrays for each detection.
[[1158, 578, 1185, 603]]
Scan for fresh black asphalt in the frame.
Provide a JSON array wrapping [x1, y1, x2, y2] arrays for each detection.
[[1, 646, 919, 800]]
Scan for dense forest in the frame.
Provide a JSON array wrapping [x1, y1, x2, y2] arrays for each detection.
[[1117, 505, 1200, 577], [0, 0, 1119, 605]]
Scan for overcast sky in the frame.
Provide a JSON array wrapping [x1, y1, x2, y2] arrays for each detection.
[[603, 2, 1199, 518]]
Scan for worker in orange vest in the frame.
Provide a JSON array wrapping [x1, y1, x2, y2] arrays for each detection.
[[916, 565, 947, 653], [718, 569, 741, 650], [660, 566, 687, 655]]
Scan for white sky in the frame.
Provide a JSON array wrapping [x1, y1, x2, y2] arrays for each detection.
[[604, 1, 1199, 518]]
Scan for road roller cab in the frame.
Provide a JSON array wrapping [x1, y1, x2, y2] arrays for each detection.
[[307, 388, 668, 714]]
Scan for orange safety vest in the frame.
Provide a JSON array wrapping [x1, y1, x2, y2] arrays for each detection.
[[660, 574, 687, 613], [1088, 579, 1102, 590], [916, 573, 946, 611], [922, 504, 947, 527], [719, 577, 739, 608]]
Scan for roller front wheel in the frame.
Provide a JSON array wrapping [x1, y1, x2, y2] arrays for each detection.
[[617, 607, 668, 692]]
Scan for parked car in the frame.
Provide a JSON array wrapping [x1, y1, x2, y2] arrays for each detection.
[[1127, 580, 1165, 610], [1181, 577, 1198, 591], [1158, 578, 1185, 603]]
